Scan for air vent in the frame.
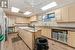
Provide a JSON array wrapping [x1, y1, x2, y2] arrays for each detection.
[[0, 0, 8, 8]]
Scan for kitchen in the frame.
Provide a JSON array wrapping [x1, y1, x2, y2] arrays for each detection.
[[0, 0, 75, 50]]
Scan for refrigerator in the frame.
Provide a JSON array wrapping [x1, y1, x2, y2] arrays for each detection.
[[0, 8, 7, 50]]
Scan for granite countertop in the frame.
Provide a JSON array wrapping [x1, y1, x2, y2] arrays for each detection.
[[42, 26, 75, 31], [18, 27, 41, 32]]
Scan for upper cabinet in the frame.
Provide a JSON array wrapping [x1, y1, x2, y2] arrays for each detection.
[[55, 3, 75, 23], [16, 17, 30, 24], [30, 16, 37, 22], [55, 6, 69, 22], [61, 6, 69, 22], [68, 4, 75, 22], [55, 8, 62, 22]]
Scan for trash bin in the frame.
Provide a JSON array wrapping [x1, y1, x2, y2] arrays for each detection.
[[35, 37, 49, 50]]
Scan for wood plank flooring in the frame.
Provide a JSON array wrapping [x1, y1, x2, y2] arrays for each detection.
[[4, 33, 30, 50]]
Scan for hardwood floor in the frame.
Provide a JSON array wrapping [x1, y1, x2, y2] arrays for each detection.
[[4, 33, 30, 50]]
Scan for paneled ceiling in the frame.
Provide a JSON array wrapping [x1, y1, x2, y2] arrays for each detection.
[[4, 0, 75, 17]]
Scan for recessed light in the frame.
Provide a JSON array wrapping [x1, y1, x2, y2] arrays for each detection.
[[24, 11, 32, 15], [11, 7, 20, 12], [41, 2, 57, 11]]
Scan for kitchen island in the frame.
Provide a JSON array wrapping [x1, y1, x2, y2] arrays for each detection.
[[17, 27, 41, 50]]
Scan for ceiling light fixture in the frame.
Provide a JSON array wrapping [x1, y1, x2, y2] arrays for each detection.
[[41, 2, 57, 11], [24, 11, 32, 15], [11, 7, 20, 12]]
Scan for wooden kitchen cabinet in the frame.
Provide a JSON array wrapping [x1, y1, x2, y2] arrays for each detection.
[[61, 6, 69, 22], [41, 27, 51, 38], [68, 4, 75, 22], [55, 3, 75, 23], [55, 8, 62, 22], [55, 6, 69, 22], [16, 17, 30, 24], [68, 31, 75, 47], [30, 16, 37, 22]]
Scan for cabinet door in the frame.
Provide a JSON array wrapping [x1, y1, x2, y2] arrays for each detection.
[[16, 17, 30, 23], [61, 6, 69, 22], [41, 27, 51, 38], [30, 16, 37, 22], [55, 8, 62, 22], [68, 31, 75, 47], [68, 4, 75, 22]]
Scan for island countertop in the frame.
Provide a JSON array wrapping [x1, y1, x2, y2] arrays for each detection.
[[18, 27, 41, 32]]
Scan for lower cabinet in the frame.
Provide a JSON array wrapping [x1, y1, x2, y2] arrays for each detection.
[[41, 27, 51, 38], [68, 31, 75, 47], [41, 27, 75, 50]]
